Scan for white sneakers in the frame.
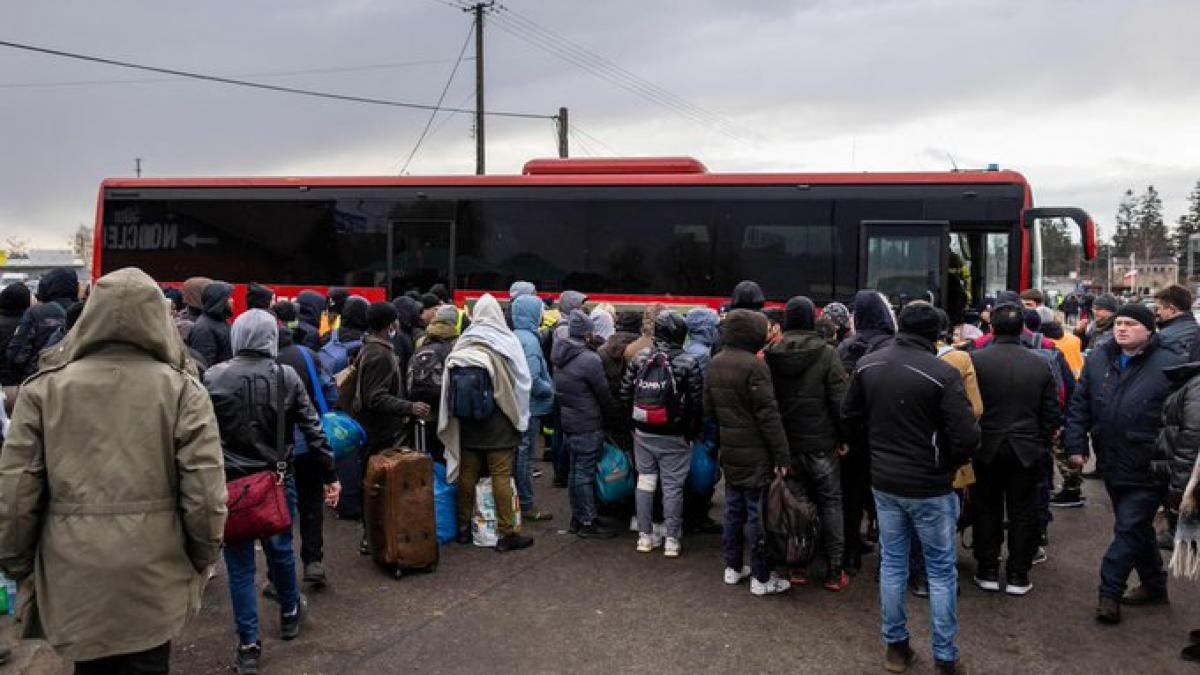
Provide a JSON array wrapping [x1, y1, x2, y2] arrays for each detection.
[[636, 534, 654, 553], [724, 565, 752, 585], [664, 537, 681, 558], [750, 572, 791, 596]]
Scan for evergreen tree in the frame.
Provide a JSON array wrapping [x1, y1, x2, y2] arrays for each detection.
[[1175, 179, 1200, 281], [1132, 184, 1171, 261], [1111, 189, 1138, 257]]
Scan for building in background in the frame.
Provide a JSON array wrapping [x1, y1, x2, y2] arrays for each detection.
[[1110, 256, 1178, 296]]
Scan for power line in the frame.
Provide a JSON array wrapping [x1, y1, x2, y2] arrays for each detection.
[[0, 57, 477, 89], [571, 123, 621, 156], [399, 20, 475, 174], [0, 39, 552, 119]]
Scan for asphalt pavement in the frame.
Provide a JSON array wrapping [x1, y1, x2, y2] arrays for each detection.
[[6, 469, 1199, 674]]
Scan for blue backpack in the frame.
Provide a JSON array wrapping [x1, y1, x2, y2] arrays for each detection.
[[318, 337, 362, 377], [299, 348, 367, 459], [448, 366, 495, 420], [595, 442, 635, 504]]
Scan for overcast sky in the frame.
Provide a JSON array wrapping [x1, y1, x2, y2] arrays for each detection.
[[3, 0, 1198, 249]]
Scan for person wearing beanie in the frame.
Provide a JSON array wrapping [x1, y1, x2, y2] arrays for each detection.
[[419, 293, 440, 326], [0, 282, 32, 385], [816, 301, 852, 347], [1152, 284, 1198, 357], [730, 280, 766, 311], [1065, 290, 1185, 626], [553, 309, 618, 539], [317, 297, 370, 377], [843, 301, 978, 673], [321, 288, 350, 341], [619, 310, 704, 555], [245, 283, 274, 311], [764, 296, 850, 591], [968, 302, 1062, 598], [1077, 293, 1119, 350]]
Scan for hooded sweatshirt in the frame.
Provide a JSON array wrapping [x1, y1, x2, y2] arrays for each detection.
[[620, 311, 705, 439], [187, 281, 233, 366], [181, 277, 213, 319], [292, 291, 325, 351], [392, 295, 425, 376], [512, 294, 555, 417], [0, 283, 32, 385], [5, 270, 81, 382], [837, 290, 896, 373], [552, 290, 588, 348], [552, 315, 614, 435], [684, 307, 719, 374], [765, 327, 848, 458]]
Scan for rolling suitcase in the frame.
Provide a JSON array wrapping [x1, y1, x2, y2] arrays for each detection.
[[364, 422, 439, 578]]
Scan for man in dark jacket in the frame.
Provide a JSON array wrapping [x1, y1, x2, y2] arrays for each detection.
[[204, 309, 341, 671], [391, 295, 424, 380], [969, 303, 1063, 596], [1154, 284, 1199, 358], [5, 267, 78, 382], [1066, 302, 1185, 625], [553, 310, 618, 539], [1076, 292, 1118, 351], [842, 302, 979, 674], [188, 281, 234, 366], [705, 309, 791, 596], [293, 291, 325, 351], [765, 296, 850, 591], [246, 283, 274, 311], [620, 310, 703, 557], [837, 289, 896, 572], [0, 283, 31, 386]]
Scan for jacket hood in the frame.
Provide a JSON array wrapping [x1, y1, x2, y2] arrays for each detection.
[[852, 290, 896, 334], [341, 296, 370, 332], [181, 276, 213, 310], [764, 330, 828, 374], [511, 294, 544, 331], [722, 309, 768, 353], [551, 334, 588, 368], [558, 290, 587, 315], [509, 280, 537, 299], [590, 308, 615, 341], [653, 310, 688, 348], [1166, 361, 1200, 386], [895, 332, 937, 354], [327, 287, 350, 313], [201, 281, 233, 320], [36, 267, 80, 305], [40, 267, 189, 370], [731, 280, 766, 310], [783, 296, 816, 331], [685, 307, 719, 347], [296, 291, 326, 325], [393, 295, 424, 331], [231, 308, 279, 358], [0, 282, 31, 316], [245, 282, 274, 310]]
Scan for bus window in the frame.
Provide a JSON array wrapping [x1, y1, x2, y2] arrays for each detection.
[[715, 200, 834, 300], [861, 222, 948, 307]]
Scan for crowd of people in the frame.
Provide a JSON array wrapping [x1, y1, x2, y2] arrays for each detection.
[[3, 266, 1200, 673]]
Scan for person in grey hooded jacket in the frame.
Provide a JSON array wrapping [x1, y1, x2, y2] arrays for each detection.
[[512, 292, 554, 521]]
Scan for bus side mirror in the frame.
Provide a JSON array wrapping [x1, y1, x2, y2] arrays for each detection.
[[1023, 207, 1096, 260]]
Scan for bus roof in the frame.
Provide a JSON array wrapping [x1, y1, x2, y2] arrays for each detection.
[[100, 157, 1029, 190]]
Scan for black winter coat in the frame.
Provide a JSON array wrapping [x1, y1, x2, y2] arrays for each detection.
[[4, 301, 68, 383], [203, 355, 336, 483], [703, 310, 789, 489], [619, 341, 704, 439], [187, 283, 233, 366], [1065, 335, 1184, 487], [764, 330, 848, 460], [1157, 362, 1200, 508], [0, 313, 25, 386], [1158, 313, 1200, 358], [970, 336, 1062, 468], [552, 336, 615, 434], [842, 333, 980, 499], [351, 336, 416, 453]]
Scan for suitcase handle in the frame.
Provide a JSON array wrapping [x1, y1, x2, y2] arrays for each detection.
[[415, 420, 427, 455]]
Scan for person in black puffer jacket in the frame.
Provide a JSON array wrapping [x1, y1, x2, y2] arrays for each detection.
[[187, 281, 233, 366], [1163, 342, 1200, 663], [619, 310, 704, 557], [0, 282, 32, 386], [293, 291, 325, 351], [391, 295, 424, 380], [5, 267, 78, 382]]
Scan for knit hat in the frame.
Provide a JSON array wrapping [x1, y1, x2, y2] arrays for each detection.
[[996, 290, 1022, 306], [1023, 308, 1042, 332], [822, 302, 850, 329], [367, 301, 399, 332], [1115, 303, 1156, 333], [419, 293, 440, 310], [341, 297, 370, 332], [568, 309, 593, 339], [783, 296, 816, 331], [0, 282, 32, 316], [898, 302, 941, 342], [730, 280, 766, 311], [434, 304, 458, 324], [246, 282, 274, 310], [1094, 293, 1119, 313]]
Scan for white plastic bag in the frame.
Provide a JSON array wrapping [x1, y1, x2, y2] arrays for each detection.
[[471, 477, 522, 547]]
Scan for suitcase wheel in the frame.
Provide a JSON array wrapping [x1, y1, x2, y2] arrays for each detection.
[[394, 568, 404, 580]]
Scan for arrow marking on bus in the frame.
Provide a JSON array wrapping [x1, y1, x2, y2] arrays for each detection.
[[183, 234, 218, 247]]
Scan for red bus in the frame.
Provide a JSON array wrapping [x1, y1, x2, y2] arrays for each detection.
[[93, 157, 1095, 312]]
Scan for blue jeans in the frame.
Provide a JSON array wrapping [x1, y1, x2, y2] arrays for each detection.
[[514, 415, 540, 513], [1100, 483, 1166, 600], [874, 489, 960, 663], [565, 430, 603, 525], [722, 485, 770, 583], [224, 475, 300, 646]]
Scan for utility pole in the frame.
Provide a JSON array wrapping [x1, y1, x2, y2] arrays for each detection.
[[135, 157, 142, 178], [556, 107, 569, 158], [467, 2, 493, 175]]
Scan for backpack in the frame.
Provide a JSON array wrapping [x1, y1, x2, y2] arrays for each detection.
[[448, 366, 495, 420], [631, 351, 681, 427], [765, 476, 820, 567], [318, 337, 362, 378], [408, 342, 450, 406]]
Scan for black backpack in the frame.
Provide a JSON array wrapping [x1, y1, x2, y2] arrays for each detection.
[[408, 342, 451, 406], [631, 351, 681, 428], [448, 366, 495, 420]]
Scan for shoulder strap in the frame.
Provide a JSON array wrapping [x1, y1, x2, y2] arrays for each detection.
[[275, 365, 290, 471], [298, 348, 329, 415]]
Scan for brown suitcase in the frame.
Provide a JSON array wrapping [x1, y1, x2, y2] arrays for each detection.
[[364, 428, 438, 578]]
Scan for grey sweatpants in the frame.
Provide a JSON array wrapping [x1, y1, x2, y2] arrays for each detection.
[[634, 431, 692, 539]]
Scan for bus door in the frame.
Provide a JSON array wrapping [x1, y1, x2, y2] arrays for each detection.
[[859, 220, 950, 308], [388, 219, 454, 297], [948, 228, 1016, 319]]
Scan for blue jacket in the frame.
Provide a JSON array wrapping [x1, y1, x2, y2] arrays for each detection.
[[1065, 335, 1184, 487], [512, 295, 555, 417]]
